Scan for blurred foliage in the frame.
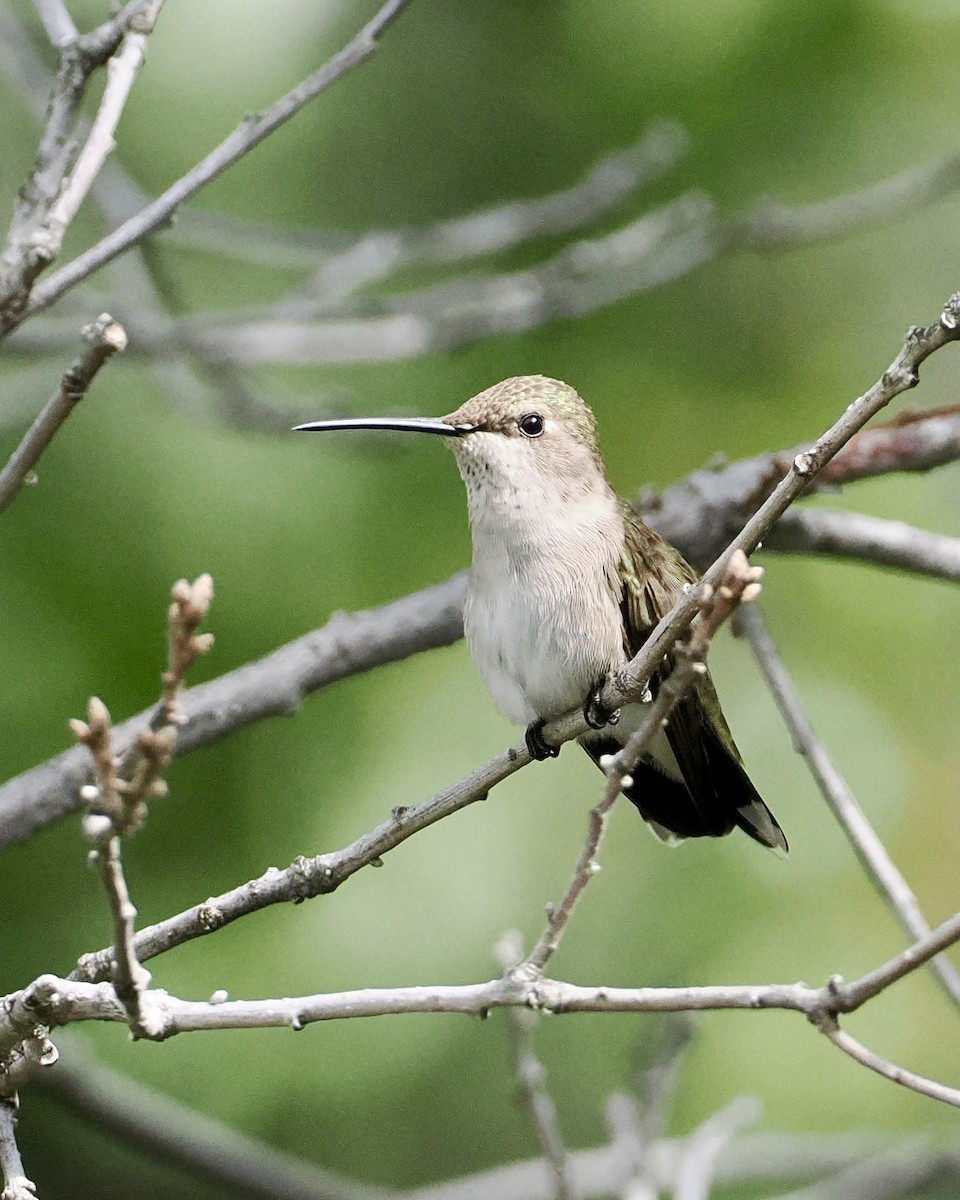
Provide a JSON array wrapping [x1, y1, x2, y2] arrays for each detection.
[[1, 0, 959, 1195]]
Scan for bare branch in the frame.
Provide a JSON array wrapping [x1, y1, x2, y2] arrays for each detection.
[[839, 910, 960, 1010], [64, 576, 215, 1041], [814, 1015, 960, 1109], [508, 1027, 574, 1200], [495, 935, 574, 1200], [409, 1131, 952, 1200], [68, 733, 511, 981], [25, 150, 959, 369], [0, 313, 126, 515], [70, 702, 161, 1036], [95, 193, 714, 366], [640, 403, 960, 571], [45, 3, 164, 240], [0, 971, 899, 1038], [523, 552, 764, 975], [601, 1092, 654, 1200], [0, 1096, 35, 1200], [32, 0, 77, 48], [38, 1038, 954, 1200], [738, 603, 960, 1009], [819, 403, 960, 484], [9, 907, 960, 1109], [39, 1038, 391, 1200], [760, 1144, 960, 1200], [672, 1097, 760, 1200], [294, 121, 690, 309], [84, 835, 157, 1036], [630, 1018, 694, 1154], [0, 1, 166, 319], [519, 760, 620, 974], [765, 509, 960, 582], [13, 0, 416, 328], [725, 152, 960, 252], [587, 295, 960, 729], [161, 136, 960, 281]]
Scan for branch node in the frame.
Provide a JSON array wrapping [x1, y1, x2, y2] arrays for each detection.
[[940, 293, 960, 329], [792, 450, 816, 476]]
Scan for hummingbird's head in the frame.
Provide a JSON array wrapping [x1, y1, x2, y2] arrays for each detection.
[[442, 375, 608, 503], [294, 374, 610, 504]]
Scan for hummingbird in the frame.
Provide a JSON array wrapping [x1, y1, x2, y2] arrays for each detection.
[[296, 375, 786, 853]]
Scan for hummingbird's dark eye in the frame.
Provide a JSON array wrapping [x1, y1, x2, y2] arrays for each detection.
[[517, 413, 544, 438]]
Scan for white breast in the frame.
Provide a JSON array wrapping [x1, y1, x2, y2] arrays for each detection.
[[463, 488, 627, 726]]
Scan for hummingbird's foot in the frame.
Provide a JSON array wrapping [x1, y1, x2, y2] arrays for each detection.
[[584, 685, 620, 731], [525, 719, 560, 761]]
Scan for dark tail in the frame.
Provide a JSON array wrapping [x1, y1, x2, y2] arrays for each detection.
[[580, 735, 787, 854]]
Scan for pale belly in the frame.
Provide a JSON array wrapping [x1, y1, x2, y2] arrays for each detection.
[[463, 558, 626, 726]]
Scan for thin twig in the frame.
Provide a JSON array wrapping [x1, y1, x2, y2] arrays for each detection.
[[0, 1096, 34, 1200], [33, 0, 77, 47], [0, 969, 907, 1042], [639, 403, 960, 572], [67, 577, 215, 1038], [601, 1092, 654, 1200], [496, 933, 575, 1200], [70, 696, 171, 835], [726, 152, 960, 251], [737, 603, 960, 1009], [814, 1016, 960, 1109], [159, 575, 215, 720], [0, 313, 126, 514], [507, 1017, 575, 1200], [839, 910, 960, 1010], [69, 700, 157, 1036], [18, 151, 960, 369], [294, 121, 689, 310], [46, 2, 165, 239], [0, 3, 247, 431], [158, 124, 686, 273], [0, 0, 163, 316], [595, 293, 960, 719], [523, 553, 763, 974], [819, 403, 960, 484], [103, 193, 713, 366], [160, 145, 960, 276], [631, 1018, 694, 1150], [85, 835, 158, 1037], [14, 0, 416, 327], [520, 765, 621, 975], [60, 830, 960, 1008], [11, 909, 960, 1107], [762, 1142, 958, 1200], [672, 1097, 760, 1200]]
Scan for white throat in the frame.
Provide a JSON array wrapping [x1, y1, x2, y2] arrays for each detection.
[[454, 433, 628, 725]]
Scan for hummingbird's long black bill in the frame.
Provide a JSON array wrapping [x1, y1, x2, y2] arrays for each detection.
[[294, 417, 475, 436]]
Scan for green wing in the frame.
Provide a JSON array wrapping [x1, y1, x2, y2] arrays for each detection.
[[616, 511, 787, 853]]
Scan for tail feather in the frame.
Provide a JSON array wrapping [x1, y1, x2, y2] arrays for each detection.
[[580, 736, 787, 854]]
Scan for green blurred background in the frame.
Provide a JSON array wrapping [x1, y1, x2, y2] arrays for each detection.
[[1, 0, 959, 1195]]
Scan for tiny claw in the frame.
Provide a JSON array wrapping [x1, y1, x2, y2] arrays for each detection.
[[525, 719, 560, 761], [584, 686, 619, 730]]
